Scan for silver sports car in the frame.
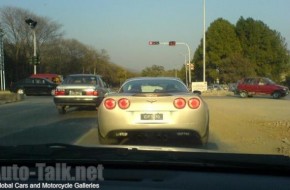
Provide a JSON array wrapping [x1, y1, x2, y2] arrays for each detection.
[[97, 77, 209, 147]]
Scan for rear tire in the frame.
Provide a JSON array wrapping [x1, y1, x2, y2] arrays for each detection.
[[57, 106, 66, 114], [239, 91, 248, 98], [272, 91, 281, 99]]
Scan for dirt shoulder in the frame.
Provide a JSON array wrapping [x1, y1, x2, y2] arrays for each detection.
[[203, 95, 290, 156]]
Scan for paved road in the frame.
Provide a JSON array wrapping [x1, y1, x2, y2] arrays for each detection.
[[0, 95, 289, 155], [0, 96, 98, 146]]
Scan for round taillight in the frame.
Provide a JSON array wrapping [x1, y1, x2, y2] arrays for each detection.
[[188, 98, 200, 109], [118, 98, 130, 109], [173, 98, 186, 109], [104, 98, 116, 109]]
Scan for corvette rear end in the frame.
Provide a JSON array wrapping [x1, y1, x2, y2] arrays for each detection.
[[97, 77, 209, 146]]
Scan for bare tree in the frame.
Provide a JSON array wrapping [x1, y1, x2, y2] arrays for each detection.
[[0, 6, 63, 80]]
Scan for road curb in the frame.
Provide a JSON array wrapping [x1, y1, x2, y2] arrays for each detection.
[[0, 91, 24, 105], [201, 90, 235, 96]]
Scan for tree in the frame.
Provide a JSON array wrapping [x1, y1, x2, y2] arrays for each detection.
[[192, 17, 290, 84], [193, 18, 243, 83], [141, 65, 165, 77], [39, 38, 137, 87], [0, 6, 63, 82], [39, 39, 88, 75], [0, 6, 137, 88], [236, 17, 290, 81], [220, 54, 255, 82]]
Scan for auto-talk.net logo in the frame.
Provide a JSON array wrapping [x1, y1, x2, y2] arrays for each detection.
[[0, 163, 104, 189]]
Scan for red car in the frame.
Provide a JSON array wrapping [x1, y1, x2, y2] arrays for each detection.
[[237, 77, 289, 99], [30, 73, 63, 84]]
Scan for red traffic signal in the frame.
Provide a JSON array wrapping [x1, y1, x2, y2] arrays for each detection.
[[149, 41, 160, 45], [169, 41, 176, 46]]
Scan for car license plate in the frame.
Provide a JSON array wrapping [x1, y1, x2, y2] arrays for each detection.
[[141, 113, 163, 120], [69, 90, 82, 95]]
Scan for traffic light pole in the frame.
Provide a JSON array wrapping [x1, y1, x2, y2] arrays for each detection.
[[176, 42, 191, 88], [149, 41, 192, 89], [33, 29, 37, 74], [0, 29, 5, 91]]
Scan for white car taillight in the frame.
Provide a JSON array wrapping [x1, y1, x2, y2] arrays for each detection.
[[85, 90, 98, 96], [55, 89, 65, 96]]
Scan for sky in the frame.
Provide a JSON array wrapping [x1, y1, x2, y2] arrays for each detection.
[[0, 0, 289, 72]]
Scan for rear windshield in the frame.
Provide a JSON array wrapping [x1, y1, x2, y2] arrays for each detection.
[[119, 79, 188, 93], [63, 76, 99, 85]]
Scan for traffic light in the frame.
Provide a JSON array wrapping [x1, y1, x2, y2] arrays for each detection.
[[149, 41, 160, 45], [169, 41, 176, 46], [25, 18, 37, 29], [190, 63, 194, 70], [29, 56, 40, 65]]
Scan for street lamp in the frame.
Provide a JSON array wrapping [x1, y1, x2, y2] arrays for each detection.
[[25, 18, 37, 74]]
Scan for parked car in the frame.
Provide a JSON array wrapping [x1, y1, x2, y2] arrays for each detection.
[[97, 77, 209, 147], [228, 83, 238, 93], [30, 73, 63, 84], [53, 74, 109, 114], [10, 77, 58, 96], [237, 77, 289, 99], [208, 84, 223, 91]]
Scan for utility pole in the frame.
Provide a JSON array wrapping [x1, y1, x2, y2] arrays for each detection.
[[203, 0, 206, 82], [0, 27, 5, 90]]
